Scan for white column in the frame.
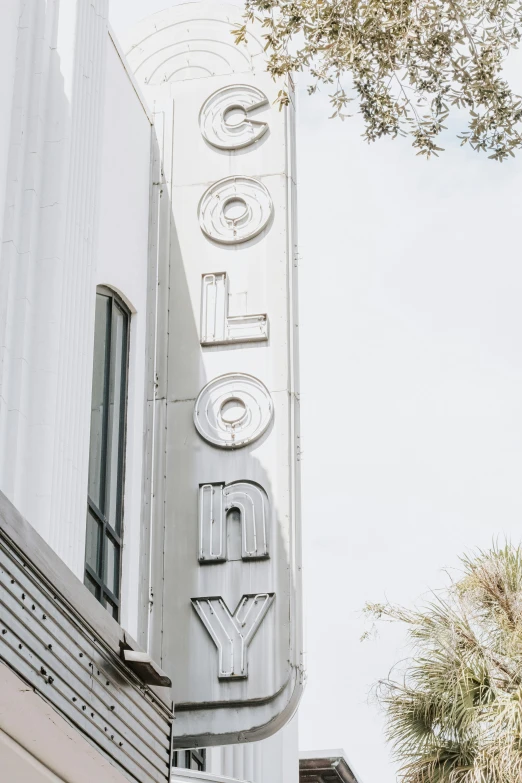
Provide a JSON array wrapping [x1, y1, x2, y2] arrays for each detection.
[[0, 0, 110, 579], [0, 0, 65, 530], [0, 0, 20, 247], [212, 717, 299, 783], [50, 0, 109, 575]]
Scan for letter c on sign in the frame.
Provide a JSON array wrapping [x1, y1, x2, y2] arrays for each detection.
[[200, 84, 269, 150]]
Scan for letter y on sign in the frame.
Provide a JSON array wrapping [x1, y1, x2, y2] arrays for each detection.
[[192, 594, 275, 678]]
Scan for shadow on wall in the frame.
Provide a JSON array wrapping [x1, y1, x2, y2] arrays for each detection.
[[142, 169, 298, 740]]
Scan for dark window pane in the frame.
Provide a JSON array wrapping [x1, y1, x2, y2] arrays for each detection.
[[105, 534, 120, 598], [86, 509, 102, 573], [106, 304, 126, 532], [172, 750, 206, 771], [103, 596, 118, 620], [88, 294, 111, 510], [85, 572, 99, 599]]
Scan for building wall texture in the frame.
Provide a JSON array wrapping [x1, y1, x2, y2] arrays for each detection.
[[0, 2, 300, 782], [0, 2, 152, 604], [0, 0, 112, 574]]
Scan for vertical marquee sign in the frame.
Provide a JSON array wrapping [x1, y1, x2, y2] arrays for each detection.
[[126, 2, 303, 747]]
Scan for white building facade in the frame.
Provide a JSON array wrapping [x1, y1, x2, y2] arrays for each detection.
[[0, 2, 302, 782]]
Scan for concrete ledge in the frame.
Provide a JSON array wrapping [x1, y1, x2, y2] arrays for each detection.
[[171, 769, 248, 783], [299, 750, 361, 783]]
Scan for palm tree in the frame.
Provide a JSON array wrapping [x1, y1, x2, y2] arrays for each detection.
[[366, 545, 522, 782]]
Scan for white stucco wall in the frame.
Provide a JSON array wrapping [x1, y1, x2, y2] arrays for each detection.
[[0, 0, 19, 247], [0, 0, 152, 632], [96, 34, 152, 637], [208, 718, 299, 783], [0, 0, 112, 568]]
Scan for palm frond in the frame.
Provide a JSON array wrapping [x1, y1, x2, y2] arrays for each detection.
[[367, 543, 522, 782]]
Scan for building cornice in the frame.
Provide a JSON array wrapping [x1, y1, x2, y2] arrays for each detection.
[[299, 752, 361, 783]]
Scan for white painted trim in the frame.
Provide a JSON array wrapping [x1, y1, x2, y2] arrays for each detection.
[[108, 25, 153, 124], [0, 730, 67, 783], [171, 769, 248, 783], [0, 664, 130, 783]]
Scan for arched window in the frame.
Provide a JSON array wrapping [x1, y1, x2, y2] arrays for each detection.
[[85, 286, 130, 620]]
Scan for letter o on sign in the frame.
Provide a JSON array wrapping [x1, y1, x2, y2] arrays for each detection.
[[198, 176, 273, 244], [193, 373, 273, 448]]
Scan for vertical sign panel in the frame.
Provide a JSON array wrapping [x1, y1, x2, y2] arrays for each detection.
[[126, 2, 302, 748]]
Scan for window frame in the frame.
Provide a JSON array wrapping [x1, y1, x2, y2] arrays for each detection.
[[85, 285, 131, 621], [173, 749, 207, 771]]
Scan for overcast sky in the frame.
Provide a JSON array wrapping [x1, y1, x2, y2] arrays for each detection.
[[110, 3, 522, 781]]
